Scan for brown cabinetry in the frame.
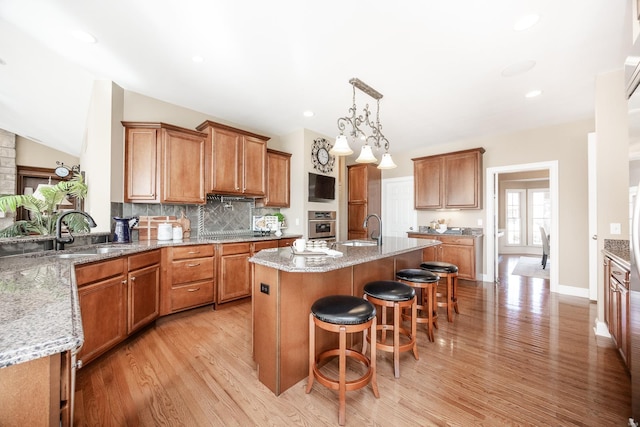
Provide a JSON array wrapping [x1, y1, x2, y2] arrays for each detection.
[[408, 233, 481, 280], [347, 164, 381, 240], [604, 255, 630, 368], [197, 120, 270, 196], [161, 244, 215, 315], [217, 240, 279, 304], [75, 250, 160, 366], [413, 147, 485, 210], [123, 122, 207, 204], [263, 149, 291, 207]]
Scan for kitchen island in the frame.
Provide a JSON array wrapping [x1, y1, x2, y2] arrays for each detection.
[[249, 236, 440, 395]]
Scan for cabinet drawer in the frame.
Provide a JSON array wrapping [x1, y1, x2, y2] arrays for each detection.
[[128, 249, 160, 271], [171, 279, 215, 311], [439, 236, 474, 246], [172, 244, 214, 260], [75, 258, 126, 286], [278, 238, 296, 247], [254, 240, 279, 252], [219, 242, 251, 256], [172, 257, 214, 285], [610, 259, 629, 289]]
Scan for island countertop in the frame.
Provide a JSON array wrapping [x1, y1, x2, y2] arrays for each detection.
[[249, 236, 441, 273]]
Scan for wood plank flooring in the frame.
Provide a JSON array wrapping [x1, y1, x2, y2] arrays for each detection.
[[74, 255, 631, 426]]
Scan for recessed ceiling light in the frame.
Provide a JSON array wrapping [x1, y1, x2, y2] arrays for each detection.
[[525, 89, 542, 98], [513, 14, 540, 31], [0, 57, 6, 66], [192, 55, 204, 63], [71, 29, 97, 44], [501, 60, 536, 77], [303, 111, 314, 117]]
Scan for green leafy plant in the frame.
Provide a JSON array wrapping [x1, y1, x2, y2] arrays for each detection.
[[0, 174, 89, 237], [267, 212, 285, 224]]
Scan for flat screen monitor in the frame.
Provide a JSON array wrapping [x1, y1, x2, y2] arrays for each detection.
[[308, 172, 335, 202]]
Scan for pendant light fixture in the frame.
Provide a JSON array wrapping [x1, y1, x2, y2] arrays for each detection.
[[330, 78, 397, 169]]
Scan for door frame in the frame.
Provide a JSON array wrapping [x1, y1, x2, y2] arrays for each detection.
[[485, 161, 559, 293]]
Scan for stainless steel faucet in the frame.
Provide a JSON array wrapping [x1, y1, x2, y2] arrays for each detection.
[[363, 214, 382, 246], [55, 210, 97, 250]]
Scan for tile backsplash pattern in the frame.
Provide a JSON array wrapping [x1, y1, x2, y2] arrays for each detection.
[[113, 196, 279, 239]]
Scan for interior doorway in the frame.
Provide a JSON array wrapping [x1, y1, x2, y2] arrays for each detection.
[[485, 161, 559, 293]]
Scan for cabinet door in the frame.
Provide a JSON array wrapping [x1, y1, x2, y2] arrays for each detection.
[[414, 157, 443, 209], [125, 128, 159, 202], [440, 243, 474, 279], [620, 284, 629, 366], [421, 244, 439, 262], [128, 264, 160, 334], [77, 275, 127, 365], [219, 252, 251, 303], [162, 129, 205, 204], [348, 203, 367, 236], [444, 150, 481, 209], [210, 127, 241, 193], [265, 150, 291, 207], [348, 165, 367, 203], [242, 136, 266, 196]]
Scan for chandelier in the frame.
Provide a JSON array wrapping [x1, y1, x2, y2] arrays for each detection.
[[329, 77, 397, 169]]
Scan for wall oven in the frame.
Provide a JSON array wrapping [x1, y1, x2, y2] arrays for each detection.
[[308, 211, 336, 240]]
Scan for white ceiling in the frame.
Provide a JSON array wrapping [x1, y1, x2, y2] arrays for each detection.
[[0, 0, 631, 157]]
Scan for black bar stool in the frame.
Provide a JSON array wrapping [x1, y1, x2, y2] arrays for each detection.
[[363, 280, 418, 378], [306, 295, 379, 426], [420, 261, 459, 323], [395, 269, 440, 342]]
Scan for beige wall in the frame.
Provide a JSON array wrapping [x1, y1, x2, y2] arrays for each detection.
[[383, 119, 593, 291], [16, 135, 79, 168]]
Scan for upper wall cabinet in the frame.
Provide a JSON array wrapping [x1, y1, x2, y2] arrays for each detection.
[[412, 147, 485, 210], [122, 122, 207, 204], [196, 120, 270, 197], [263, 149, 291, 207]]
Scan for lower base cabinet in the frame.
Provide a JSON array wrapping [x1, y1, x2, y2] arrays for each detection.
[[604, 255, 630, 369], [408, 233, 482, 280], [218, 240, 280, 305], [161, 244, 215, 315], [0, 351, 70, 426], [76, 250, 160, 367]]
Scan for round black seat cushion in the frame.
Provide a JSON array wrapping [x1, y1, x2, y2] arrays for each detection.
[[311, 295, 376, 325], [420, 261, 459, 274], [396, 268, 439, 283], [364, 280, 415, 302]]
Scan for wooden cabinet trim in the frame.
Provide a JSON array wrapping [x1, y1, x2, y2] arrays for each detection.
[[172, 244, 215, 260], [75, 258, 127, 286]]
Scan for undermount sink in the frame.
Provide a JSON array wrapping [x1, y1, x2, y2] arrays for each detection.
[[338, 240, 379, 247]]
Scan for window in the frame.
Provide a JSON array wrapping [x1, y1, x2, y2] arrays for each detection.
[[506, 189, 524, 245], [505, 187, 550, 246]]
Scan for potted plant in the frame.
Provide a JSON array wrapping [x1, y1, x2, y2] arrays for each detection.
[[0, 173, 89, 237]]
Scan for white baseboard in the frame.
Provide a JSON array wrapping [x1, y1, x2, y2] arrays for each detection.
[[593, 318, 611, 338]]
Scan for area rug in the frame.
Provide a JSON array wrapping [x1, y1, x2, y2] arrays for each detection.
[[511, 256, 550, 280]]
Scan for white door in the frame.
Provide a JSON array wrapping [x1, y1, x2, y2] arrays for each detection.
[[382, 176, 417, 237], [588, 133, 598, 301]]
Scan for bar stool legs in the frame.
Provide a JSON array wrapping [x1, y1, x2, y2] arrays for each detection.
[[395, 269, 440, 342], [362, 280, 418, 378], [420, 261, 460, 323], [306, 295, 379, 425]]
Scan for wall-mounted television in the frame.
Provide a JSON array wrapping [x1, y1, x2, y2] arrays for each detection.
[[308, 172, 335, 202]]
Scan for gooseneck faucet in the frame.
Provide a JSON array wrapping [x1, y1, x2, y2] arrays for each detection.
[[363, 213, 382, 246], [55, 210, 97, 250]]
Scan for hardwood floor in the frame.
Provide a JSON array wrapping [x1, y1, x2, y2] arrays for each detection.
[[74, 255, 631, 426]]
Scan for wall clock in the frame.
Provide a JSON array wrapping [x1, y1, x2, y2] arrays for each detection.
[[311, 138, 335, 173]]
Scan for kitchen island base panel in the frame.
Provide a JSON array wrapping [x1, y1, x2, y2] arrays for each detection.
[[252, 244, 431, 395]]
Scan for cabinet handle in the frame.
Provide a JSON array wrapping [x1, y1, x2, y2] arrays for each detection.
[[187, 263, 200, 267], [187, 288, 200, 292], [613, 271, 622, 276], [188, 250, 200, 254], [130, 276, 136, 281], [121, 280, 127, 284]]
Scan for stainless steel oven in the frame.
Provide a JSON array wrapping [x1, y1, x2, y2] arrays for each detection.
[[308, 211, 336, 240]]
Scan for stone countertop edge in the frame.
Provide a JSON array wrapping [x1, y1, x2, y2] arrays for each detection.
[[407, 230, 483, 237], [249, 236, 441, 273], [0, 233, 301, 369], [603, 239, 630, 270]]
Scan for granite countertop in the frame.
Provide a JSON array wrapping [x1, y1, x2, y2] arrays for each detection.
[[603, 239, 630, 269], [0, 233, 301, 368], [407, 227, 483, 237], [249, 236, 441, 273]]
